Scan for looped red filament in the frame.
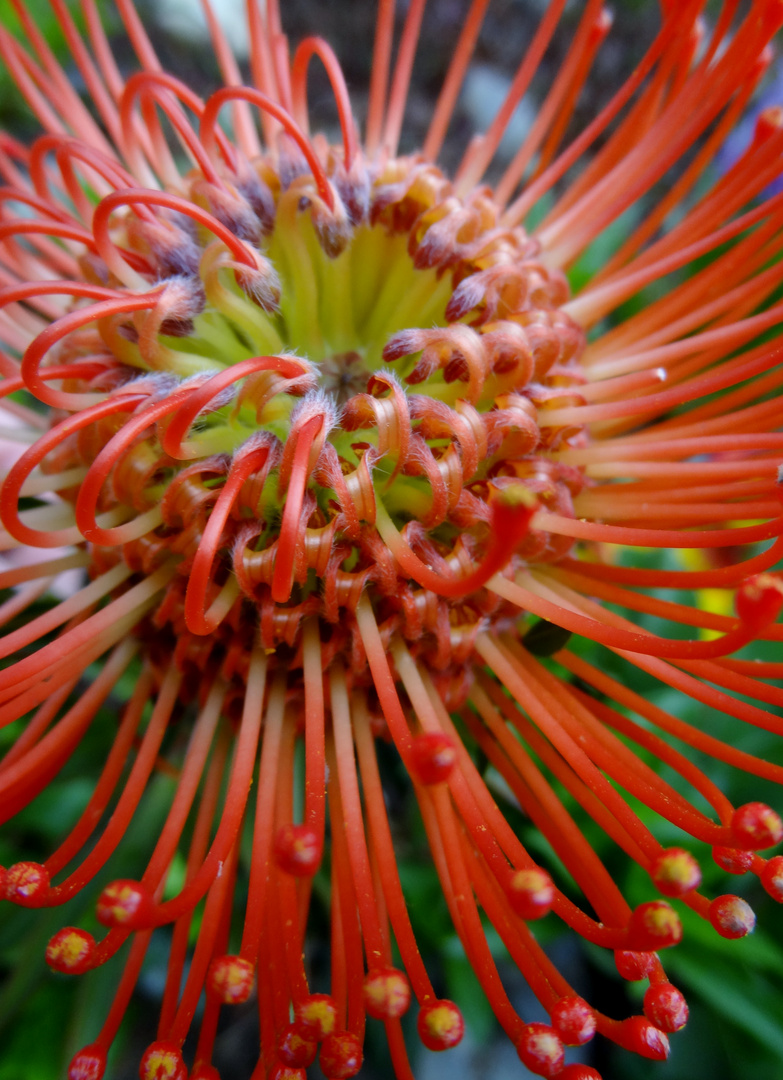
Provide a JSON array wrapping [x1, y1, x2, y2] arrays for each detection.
[[290, 37, 358, 168], [92, 188, 261, 281], [160, 355, 311, 459], [74, 383, 204, 546], [0, 392, 146, 547], [119, 71, 235, 185], [271, 414, 324, 604], [200, 86, 335, 210], [185, 437, 274, 635]]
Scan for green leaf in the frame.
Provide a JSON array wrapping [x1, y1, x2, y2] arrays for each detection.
[[522, 619, 573, 657], [671, 953, 783, 1057]]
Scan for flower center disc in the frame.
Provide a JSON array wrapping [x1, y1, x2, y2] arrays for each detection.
[[56, 155, 587, 697]]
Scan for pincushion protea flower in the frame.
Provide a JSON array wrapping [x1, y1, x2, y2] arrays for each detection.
[[1, 0, 783, 1077]]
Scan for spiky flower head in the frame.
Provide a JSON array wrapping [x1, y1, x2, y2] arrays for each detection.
[[0, 2, 782, 1078]]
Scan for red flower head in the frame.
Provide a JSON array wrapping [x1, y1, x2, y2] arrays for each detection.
[[0, 2, 782, 1078]]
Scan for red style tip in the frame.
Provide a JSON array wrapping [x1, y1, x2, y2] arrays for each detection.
[[490, 484, 539, 541], [46, 927, 96, 975], [650, 848, 702, 897], [627, 901, 683, 950], [616, 1017, 670, 1061], [614, 950, 657, 981], [760, 855, 783, 902], [277, 1024, 317, 1068], [363, 967, 412, 1020], [557, 1067, 603, 1080], [96, 879, 155, 928], [293, 994, 338, 1040], [68, 1044, 107, 1080], [421, 483, 539, 599], [318, 1032, 363, 1079], [409, 732, 458, 785], [592, 8, 614, 39], [206, 955, 255, 1004], [754, 105, 783, 143], [550, 996, 596, 1046], [735, 574, 783, 629], [712, 846, 754, 874], [4, 861, 49, 907], [508, 867, 556, 920], [274, 823, 322, 876], [731, 802, 783, 850], [268, 1068, 306, 1080], [643, 982, 689, 1032], [417, 999, 465, 1051], [515, 1023, 565, 1078], [709, 894, 756, 939], [139, 1041, 187, 1080]]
